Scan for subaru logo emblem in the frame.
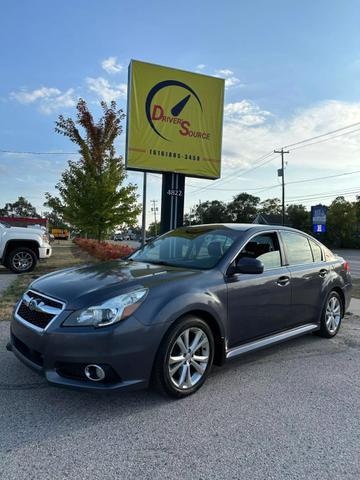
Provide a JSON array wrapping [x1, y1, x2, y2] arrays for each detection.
[[28, 299, 38, 311]]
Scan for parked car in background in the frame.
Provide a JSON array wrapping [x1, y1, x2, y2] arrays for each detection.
[[8, 224, 351, 396], [113, 234, 124, 241], [0, 221, 52, 273]]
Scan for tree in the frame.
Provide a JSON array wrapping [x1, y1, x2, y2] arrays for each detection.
[[1, 196, 39, 217], [189, 200, 232, 225], [228, 193, 260, 223], [286, 204, 310, 232], [45, 99, 140, 241], [325, 196, 357, 247], [259, 198, 281, 215], [147, 222, 159, 236], [43, 210, 68, 229]]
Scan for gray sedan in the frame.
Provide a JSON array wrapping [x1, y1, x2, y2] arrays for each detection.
[[8, 224, 352, 397]]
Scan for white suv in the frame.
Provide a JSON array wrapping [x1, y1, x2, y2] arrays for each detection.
[[0, 221, 52, 273]]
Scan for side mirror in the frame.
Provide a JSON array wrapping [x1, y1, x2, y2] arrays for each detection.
[[228, 257, 264, 275]]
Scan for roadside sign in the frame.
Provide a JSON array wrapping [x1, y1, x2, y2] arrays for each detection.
[[313, 224, 326, 233], [311, 204, 327, 225], [126, 60, 225, 179]]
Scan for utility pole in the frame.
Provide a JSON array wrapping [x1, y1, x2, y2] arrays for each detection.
[[274, 148, 289, 226], [151, 199, 159, 236], [141, 172, 147, 247]]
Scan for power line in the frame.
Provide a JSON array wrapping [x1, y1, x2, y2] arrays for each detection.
[[287, 187, 360, 202], [283, 120, 360, 149], [288, 127, 360, 152], [0, 149, 79, 155], [194, 168, 360, 193], [188, 152, 278, 195], [189, 120, 360, 195]]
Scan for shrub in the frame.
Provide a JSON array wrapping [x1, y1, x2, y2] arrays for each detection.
[[74, 238, 134, 261]]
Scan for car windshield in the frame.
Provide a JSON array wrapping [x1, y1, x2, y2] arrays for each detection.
[[0, 221, 11, 228], [130, 227, 238, 269]]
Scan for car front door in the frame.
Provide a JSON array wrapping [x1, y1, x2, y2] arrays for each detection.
[[280, 231, 326, 326], [226, 231, 292, 348]]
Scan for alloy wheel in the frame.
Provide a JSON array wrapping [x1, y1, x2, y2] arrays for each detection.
[[12, 252, 33, 272], [325, 296, 341, 334], [168, 327, 210, 390]]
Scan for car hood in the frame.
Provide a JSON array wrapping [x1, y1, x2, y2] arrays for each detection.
[[6, 226, 44, 236], [30, 260, 201, 309]]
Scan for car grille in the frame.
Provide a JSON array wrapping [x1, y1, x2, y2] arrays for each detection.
[[16, 290, 64, 330]]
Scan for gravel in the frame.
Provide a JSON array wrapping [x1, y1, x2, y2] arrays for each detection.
[[1, 315, 360, 480]]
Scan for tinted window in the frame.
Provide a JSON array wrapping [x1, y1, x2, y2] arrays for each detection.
[[238, 233, 282, 270], [282, 232, 313, 265], [310, 240, 322, 262]]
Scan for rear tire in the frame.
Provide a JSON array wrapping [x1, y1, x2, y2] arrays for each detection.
[[152, 316, 214, 398], [318, 291, 343, 338], [6, 247, 37, 274]]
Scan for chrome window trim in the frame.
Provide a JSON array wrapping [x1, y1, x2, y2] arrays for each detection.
[[15, 289, 66, 332]]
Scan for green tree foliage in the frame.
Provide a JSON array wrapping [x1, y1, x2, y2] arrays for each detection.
[[0, 196, 39, 217], [187, 200, 232, 225], [325, 196, 358, 247], [147, 222, 159, 236], [228, 193, 260, 223], [286, 204, 310, 232], [45, 99, 140, 241], [259, 198, 282, 215]]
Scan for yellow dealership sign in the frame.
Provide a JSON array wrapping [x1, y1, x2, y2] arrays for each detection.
[[126, 60, 225, 179]]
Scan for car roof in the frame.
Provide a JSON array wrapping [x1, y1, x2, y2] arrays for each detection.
[[181, 223, 306, 234]]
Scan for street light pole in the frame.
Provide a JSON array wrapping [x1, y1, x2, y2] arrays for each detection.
[[151, 199, 159, 236], [274, 149, 289, 226]]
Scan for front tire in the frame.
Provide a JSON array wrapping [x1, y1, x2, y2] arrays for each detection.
[[153, 316, 214, 398], [7, 247, 37, 274], [318, 291, 343, 338]]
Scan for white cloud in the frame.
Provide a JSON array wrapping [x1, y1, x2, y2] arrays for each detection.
[[10, 86, 76, 114], [221, 100, 360, 173], [224, 100, 271, 126], [86, 77, 127, 102], [101, 56, 123, 74], [196, 64, 206, 70], [215, 68, 242, 88], [10, 87, 61, 104]]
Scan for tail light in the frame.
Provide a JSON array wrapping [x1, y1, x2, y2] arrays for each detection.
[[343, 261, 350, 272]]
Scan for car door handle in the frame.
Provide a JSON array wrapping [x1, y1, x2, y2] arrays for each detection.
[[319, 269, 328, 278], [276, 276, 290, 287]]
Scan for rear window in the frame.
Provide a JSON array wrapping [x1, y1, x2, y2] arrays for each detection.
[[281, 231, 313, 266], [323, 246, 336, 262], [309, 240, 323, 262]]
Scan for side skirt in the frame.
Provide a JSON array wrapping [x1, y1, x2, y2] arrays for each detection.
[[226, 323, 319, 360]]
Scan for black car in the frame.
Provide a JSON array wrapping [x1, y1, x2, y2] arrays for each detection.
[[8, 224, 352, 398]]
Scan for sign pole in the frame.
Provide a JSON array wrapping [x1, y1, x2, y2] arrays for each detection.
[[141, 172, 147, 246], [160, 173, 185, 234]]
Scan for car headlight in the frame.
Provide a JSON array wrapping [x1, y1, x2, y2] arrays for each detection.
[[62, 288, 148, 327]]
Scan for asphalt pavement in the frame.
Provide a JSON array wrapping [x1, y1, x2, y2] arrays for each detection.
[[1, 315, 360, 480]]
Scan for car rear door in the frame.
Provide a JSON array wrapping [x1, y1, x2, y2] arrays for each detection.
[[280, 231, 327, 326], [226, 231, 292, 347]]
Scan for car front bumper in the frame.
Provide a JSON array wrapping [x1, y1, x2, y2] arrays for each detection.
[[9, 311, 165, 392], [39, 245, 52, 259]]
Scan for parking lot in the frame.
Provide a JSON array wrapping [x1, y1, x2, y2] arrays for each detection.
[[1, 313, 359, 479]]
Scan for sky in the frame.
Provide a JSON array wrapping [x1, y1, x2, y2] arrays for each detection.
[[1, 0, 360, 226]]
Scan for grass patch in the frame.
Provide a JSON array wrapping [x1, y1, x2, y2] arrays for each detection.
[[0, 241, 96, 321]]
